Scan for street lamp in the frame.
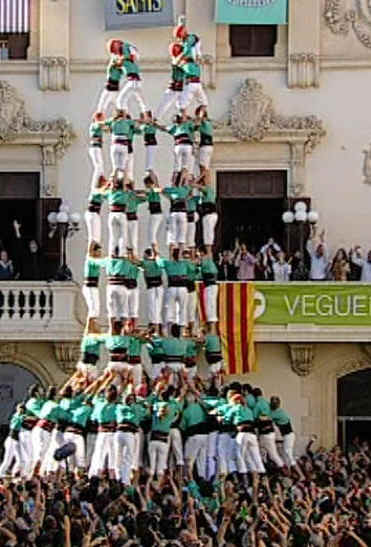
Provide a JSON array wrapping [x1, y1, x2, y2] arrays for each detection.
[[48, 202, 81, 281], [282, 201, 319, 278]]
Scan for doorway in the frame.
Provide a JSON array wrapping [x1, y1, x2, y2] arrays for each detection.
[[337, 368, 371, 450], [216, 170, 287, 253]]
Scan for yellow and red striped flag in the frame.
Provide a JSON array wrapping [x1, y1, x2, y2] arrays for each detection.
[[197, 282, 257, 374]]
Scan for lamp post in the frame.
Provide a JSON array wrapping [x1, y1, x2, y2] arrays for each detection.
[[48, 202, 81, 281], [282, 201, 319, 278]]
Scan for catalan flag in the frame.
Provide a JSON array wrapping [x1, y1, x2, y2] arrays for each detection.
[[197, 282, 256, 374]]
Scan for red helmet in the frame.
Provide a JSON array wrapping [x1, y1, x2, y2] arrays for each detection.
[[107, 39, 123, 54], [169, 42, 183, 57], [173, 24, 187, 40]]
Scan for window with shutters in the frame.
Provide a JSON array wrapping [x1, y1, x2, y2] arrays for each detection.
[[229, 24, 278, 57], [0, 0, 30, 60]]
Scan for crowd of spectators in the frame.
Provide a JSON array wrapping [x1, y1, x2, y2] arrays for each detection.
[[0, 434, 370, 546], [0, 221, 45, 281], [218, 227, 371, 283]]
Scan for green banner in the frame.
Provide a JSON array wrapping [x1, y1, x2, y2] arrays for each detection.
[[215, 0, 288, 25], [254, 283, 371, 326]]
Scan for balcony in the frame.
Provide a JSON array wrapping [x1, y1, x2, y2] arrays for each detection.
[[0, 281, 83, 341]]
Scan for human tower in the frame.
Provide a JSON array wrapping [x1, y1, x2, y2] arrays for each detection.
[[80, 16, 222, 389]]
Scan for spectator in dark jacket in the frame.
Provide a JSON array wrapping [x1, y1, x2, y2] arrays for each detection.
[[13, 220, 45, 281]]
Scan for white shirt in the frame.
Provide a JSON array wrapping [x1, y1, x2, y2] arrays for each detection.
[[306, 240, 329, 280], [351, 256, 371, 281], [273, 261, 291, 282]]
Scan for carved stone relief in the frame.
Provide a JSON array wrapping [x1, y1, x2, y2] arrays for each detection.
[[53, 342, 80, 375], [288, 53, 320, 89], [289, 343, 315, 376], [324, 0, 371, 49]]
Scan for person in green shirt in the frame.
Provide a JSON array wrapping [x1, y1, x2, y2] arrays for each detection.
[[88, 111, 107, 191], [182, 248, 200, 335], [178, 57, 208, 115], [139, 248, 165, 331], [185, 183, 200, 257], [204, 333, 224, 385], [146, 333, 166, 380], [174, 20, 202, 62], [163, 249, 190, 330], [162, 177, 191, 254], [127, 329, 147, 387], [77, 331, 105, 382], [162, 114, 196, 187], [149, 394, 180, 481], [126, 257, 141, 330], [181, 390, 209, 480], [162, 324, 188, 387], [116, 41, 148, 117], [97, 39, 126, 115], [195, 105, 214, 177], [193, 175, 218, 258], [104, 173, 129, 258], [106, 256, 132, 333], [85, 175, 107, 246], [141, 110, 161, 178], [199, 247, 219, 329], [126, 113, 142, 184], [106, 110, 139, 176], [0, 403, 25, 477], [82, 241, 105, 334], [125, 182, 146, 257], [155, 41, 185, 121], [64, 395, 93, 473]]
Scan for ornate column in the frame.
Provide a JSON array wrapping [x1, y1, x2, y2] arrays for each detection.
[[288, 0, 321, 88], [289, 343, 315, 377], [39, 0, 70, 91]]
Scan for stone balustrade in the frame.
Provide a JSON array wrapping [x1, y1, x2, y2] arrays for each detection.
[[0, 282, 83, 341]]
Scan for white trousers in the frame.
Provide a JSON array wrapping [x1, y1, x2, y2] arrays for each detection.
[[32, 426, 51, 465], [151, 362, 165, 380], [148, 213, 162, 247], [185, 434, 207, 479], [218, 433, 235, 475], [145, 145, 157, 172], [236, 432, 266, 474], [174, 144, 193, 172], [107, 284, 129, 319], [0, 437, 23, 477], [88, 147, 104, 191], [97, 88, 118, 115], [282, 432, 296, 467], [165, 286, 188, 325], [169, 428, 184, 466], [114, 431, 136, 484], [149, 439, 169, 476], [179, 82, 208, 110], [127, 220, 138, 254], [199, 145, 214, 169], [108, 212, 127, 257], [134, 430, 144, 470], [127, 287, 139, 318], [186, 213, 199, 248], [169, 211, 187, 244], [186, 290, 197, 325], [86, 433, 96, 469], [110, 143, 129, 172], [207, 431, 218, 480], [202, 212, 218, 246], [208, 361, 223, 378], [147, 286, 164, 324], [127, 152, 134, 181], [155, 88, 181, 120], [116, 80, 147, 113], [89, 432, 115, 476], [85, 211, 102, 244], [41, 429, 65, 475], [82, 286, 100, 318], [64, 432, 86, 469], [205, 284, 218, 322], [260, 432, 284, 468], [19, 429, 33, 475]]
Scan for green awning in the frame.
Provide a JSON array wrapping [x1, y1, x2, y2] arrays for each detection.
[[215, 0, 288, 25]]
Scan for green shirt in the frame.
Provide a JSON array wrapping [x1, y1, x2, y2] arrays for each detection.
[[116, 403, 143, 426], [271, 408, 291, 426], [127, 262, 140, 281], [146, 336, 165, 362], [60, 394, 84, 413], [186, 260, 201, 283], [187, 195, 200, 213], [89, 122, 104, 146], [205, 334, 221, 353], [199, 120, 213, 138], [246, 394, 256, 410], [128, 336, 145, 358], [147, 189, 161, 204], [88, 190, 105, 206], [151, 401, 178, 433], [123, 58, 140, 77], [186, 339, 201, 359], [183, 34, 200, 60], [39, 401, 70, 424], [107, 55, 124, 83], [10, 412, 24, 432], [163, 259, 189, 278], [107, 118, 136, 138], [140, 258, 164, 279], [127, 191, 146, 214], [183, 61, 201, 79], [167, 121, 196, 142], [105, 335, 130, 354], [200, 186, 216, 204], [105, 257, 131, 277], [200, 258, 218, 282], [84, 257, 104, 279], [162, 337, 187, 360], [201, 395, 226, 411], [171, 64, 185, 83], [253, 396, 272, 420], [25, 397, 44, 417], [163, 186, 190, 202], [225, 404, 254, 426], [93, 398, 117, 424], [81, 334, 105, 357], [181, 402, 207, 430], [106, 189, 129, 207], [69, 404, 92, 428]]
